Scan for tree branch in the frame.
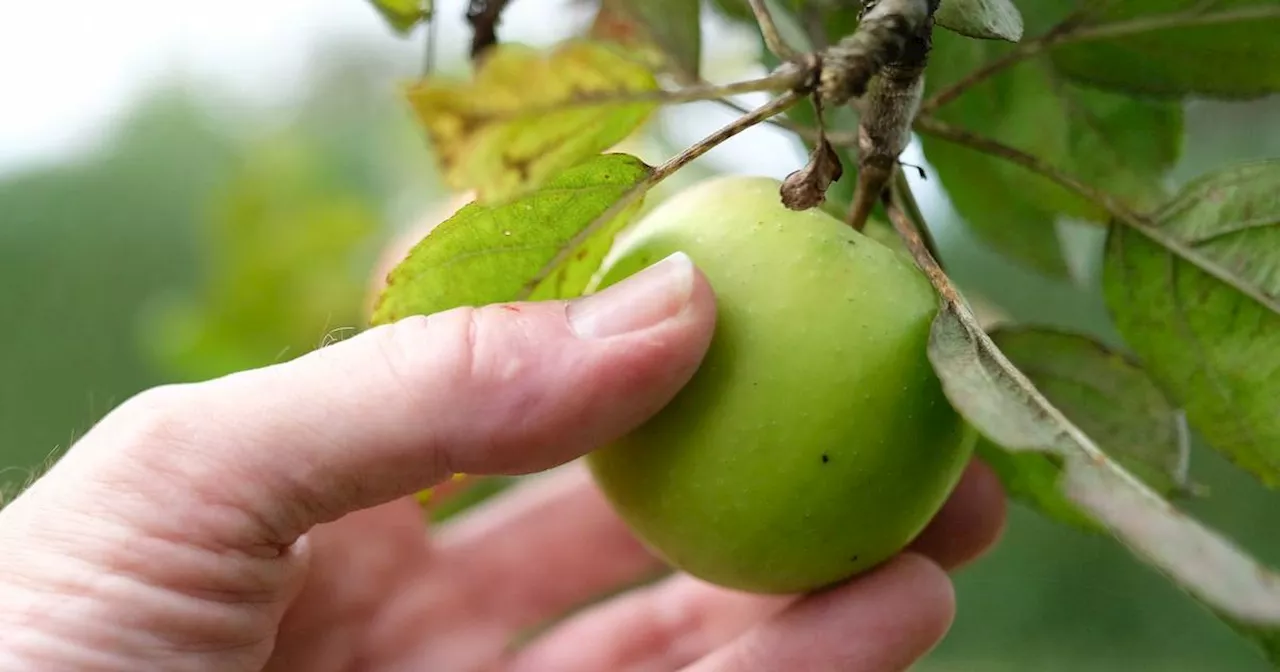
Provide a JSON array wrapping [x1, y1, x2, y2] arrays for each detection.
[[476, 66, 811, 124], [819, 0, 934, 107], [845, 0, 933, 230], [884, 181, 955, 304], [918, 3, 1097, 114], [654, 91, 803, 184], [714, 97, 819, 137], [466, 0, 513, 59], [1064, 5, 1280, 44], [912, 116, 1141, 221], [913, 115, 1280, 314], [748, 0, 802, 63], [889, 169, 943, 270], [518, 91, 804, 299]]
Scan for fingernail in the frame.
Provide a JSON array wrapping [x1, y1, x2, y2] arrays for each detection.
[[568, 252, 695, 339]]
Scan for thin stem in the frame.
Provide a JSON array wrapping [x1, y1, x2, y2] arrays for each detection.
[[890, 169, 944, 270], [654, 91, 803, 183], [472, 67, 810, 124], [1061, 5, 1280, 45], [918, 45, 1035, 114], [519, 91, 804, 299], [466, 0, 512, 59], [918, 5, 1095, 114], [748, 0, 802, 62], [884, 185, 957, 306], [913, 116, 1280, 314], [913, 116, 1140, 220], [713, 97, 816, 137], [422, 10, 439, 78]]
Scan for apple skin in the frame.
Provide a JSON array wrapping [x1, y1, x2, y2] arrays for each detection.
[[585, 175, 977, 594]]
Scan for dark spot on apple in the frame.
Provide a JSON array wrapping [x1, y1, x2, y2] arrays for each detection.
[[850, 555, 859, 563], [821, 453, 830, 464]]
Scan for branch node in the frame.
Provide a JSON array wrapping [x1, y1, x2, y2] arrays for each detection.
[[818, 0, 933, 107]]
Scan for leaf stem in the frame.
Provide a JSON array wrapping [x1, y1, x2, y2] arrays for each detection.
[[888, 189, 1280, 659], [518, 91, 804, 299], [748, 0, 803, 63], [884, 183, 956, 305], [913, 116, 1280, 314], [653, 91, 803, 183], [714, 97, 816, 135], [422, 10, 439, 78], [1062, 5, 1280, 44], [474, 67, 811, 123], [466, 0, 512, 59], [912, 116, 1141, 221], [889, 169, 944, 270], [918, 4, 1096, 114]]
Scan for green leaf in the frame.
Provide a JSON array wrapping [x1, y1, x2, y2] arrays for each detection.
[[366, 0, 429, 35], [1050, 1, 1280, 99], [405, 40, 659, 203], [1103, 160, 1280, 487], [921, 29, 1183, 276], [372, 154, 653, 325], [927, 292, 1280, 666], [591, 0, 702, 81], [935, 0, 1024, 42], [976, 327, 1190, 529]]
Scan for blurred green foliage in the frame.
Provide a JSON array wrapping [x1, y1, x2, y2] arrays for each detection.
[[1, 39, 1279, 671], [0, 45, 435, 486], [142, 133, 383, 381]]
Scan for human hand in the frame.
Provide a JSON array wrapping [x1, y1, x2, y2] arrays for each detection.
[[0, 205, 1005, 672]]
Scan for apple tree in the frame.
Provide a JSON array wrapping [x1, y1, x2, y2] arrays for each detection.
[[362, 0, 1280, 665]]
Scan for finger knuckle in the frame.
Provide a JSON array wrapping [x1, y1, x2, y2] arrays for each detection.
[[102, 384, 197, 455], [374, 307, 534, 402]]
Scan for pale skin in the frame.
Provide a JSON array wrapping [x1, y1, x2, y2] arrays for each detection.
[[0, 202, 1006, 671]]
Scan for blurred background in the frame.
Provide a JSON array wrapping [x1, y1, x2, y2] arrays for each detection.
[[2, 1, 1278, 669]]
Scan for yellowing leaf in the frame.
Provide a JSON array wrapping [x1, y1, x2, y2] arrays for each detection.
[[372, 153, 653, 325], [406, 41, 659, 203]]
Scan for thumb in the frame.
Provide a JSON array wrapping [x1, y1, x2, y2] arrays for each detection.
[[49, 252, 715, 547]]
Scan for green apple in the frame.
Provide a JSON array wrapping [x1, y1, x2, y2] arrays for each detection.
[[585, 175, 976, 594]]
